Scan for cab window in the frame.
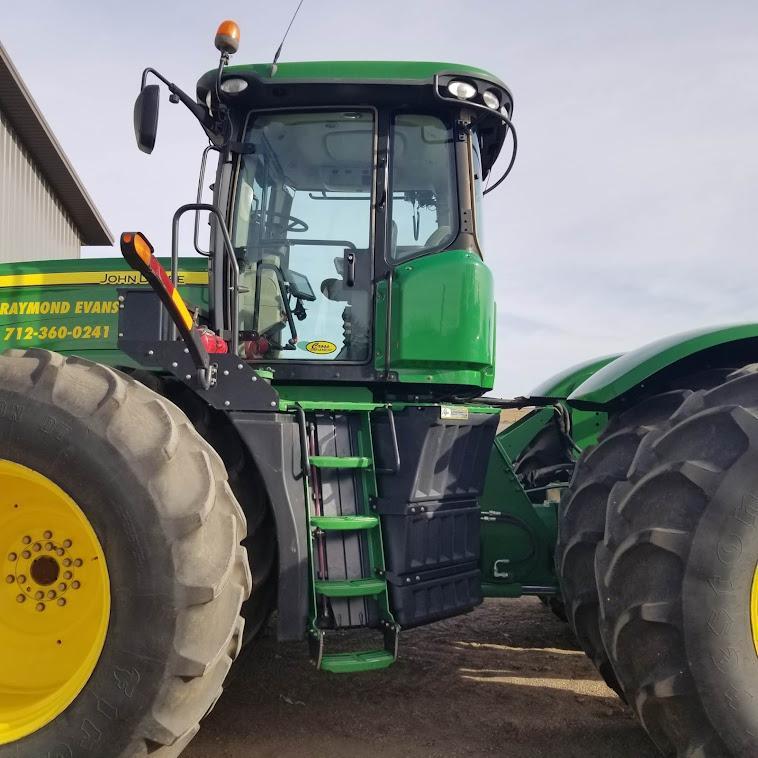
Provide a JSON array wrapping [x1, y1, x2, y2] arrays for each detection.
[[388, 114, 458, 260]]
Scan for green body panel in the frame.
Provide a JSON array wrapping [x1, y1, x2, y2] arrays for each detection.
[[278, 386, 375, 406], [479, 435, 559, 596], [568, 323, 758, 407], [0, 257, 208, 364], [387, 250, 496, 389], [479, 354, 622, 599], [218, 60, 506, 87]]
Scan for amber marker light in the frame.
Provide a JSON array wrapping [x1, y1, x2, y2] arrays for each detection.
[[119, 230, 194, 333], [215, 20, 240, 55], [132, 232, 153, 265]]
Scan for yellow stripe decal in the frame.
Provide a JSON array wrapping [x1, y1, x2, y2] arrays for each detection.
[[0, 271, 209, 288], [170, 288, 194, 331]]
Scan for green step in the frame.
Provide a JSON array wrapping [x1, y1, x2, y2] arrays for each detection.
[[320, 649, 395, 673], [311, 515, 380, 531], [314, 577, 386, 597], [309, 455, 371, 469]]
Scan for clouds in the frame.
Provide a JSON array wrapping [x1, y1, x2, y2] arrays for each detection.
[[3, 1, 758, 395]]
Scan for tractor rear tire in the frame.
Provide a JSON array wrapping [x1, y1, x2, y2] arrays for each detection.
[[139, 377, 277, 644], [596, 364, 758, 756], [0, 350, 251, 758], [558, 366, 736, 701], [557, 389, 695, 697]]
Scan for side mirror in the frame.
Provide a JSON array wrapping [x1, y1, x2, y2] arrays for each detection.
[[134, 84, 160, 154]]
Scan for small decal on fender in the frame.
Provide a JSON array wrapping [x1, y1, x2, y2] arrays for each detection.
[[440, 405, 469, 420]]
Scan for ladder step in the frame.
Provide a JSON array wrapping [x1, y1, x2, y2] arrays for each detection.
[[311, 515, 380, 531], [320, 649, 395, 674], [309, 455, 371, 469], [315, 577, 386, 597]]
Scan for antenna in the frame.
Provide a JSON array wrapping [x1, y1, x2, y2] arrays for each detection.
[[270, 0, 305, 76]]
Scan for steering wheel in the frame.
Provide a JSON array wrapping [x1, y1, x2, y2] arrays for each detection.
[[253, 210, 309, 233]]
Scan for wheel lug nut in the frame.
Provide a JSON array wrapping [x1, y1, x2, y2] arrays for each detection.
[[43, 530, 53, 539], [35, 603, 45, 612], [63, 571, 72, 580], [32, 543, 41, 552], [63, 539, 72, 548], [17, 575, 26, 584], [58, 583, 67, 592], [21, 550, 30, 559], [47, 590, 56, 600], [35, 590, 44, 600], [45, 542, 53, 551], [63, 559, 72, 567], [57, 598, 66, 607], [73, 559, 82, 567], [16, 594, 25, 603], [21, 536, 31, 545], [8, 552, 17, 562], [71, 581, 81, 590], [5, 575, 14, 584], [56, 548, 64, 556]]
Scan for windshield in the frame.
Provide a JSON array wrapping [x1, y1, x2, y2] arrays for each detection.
[[388, 114, 458, 260], [232, 110, 374, 362]]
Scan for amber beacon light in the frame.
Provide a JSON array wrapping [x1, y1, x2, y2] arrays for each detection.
[[215, 20, 240, 55]]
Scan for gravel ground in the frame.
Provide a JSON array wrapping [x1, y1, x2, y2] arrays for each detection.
[[185, 597, 657, 758]]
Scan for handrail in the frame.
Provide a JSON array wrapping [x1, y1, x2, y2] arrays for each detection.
[[171, 203, 240, 354], [374, 406, 401, 475], [193, 145, 221, 256]]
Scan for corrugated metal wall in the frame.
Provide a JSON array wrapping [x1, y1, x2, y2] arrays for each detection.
[[0, 109, 81, 262]]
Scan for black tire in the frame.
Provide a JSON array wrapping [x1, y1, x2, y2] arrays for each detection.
[[557, 367, 737, 698], [538, 593, 568, 622], [596, 364, 758, 757], [558, 389, 697, 696], [141, 377, 277, 644], [0, 350, 251, 758]]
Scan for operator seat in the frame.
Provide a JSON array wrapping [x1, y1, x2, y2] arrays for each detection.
[[238, 246, 287, 356]]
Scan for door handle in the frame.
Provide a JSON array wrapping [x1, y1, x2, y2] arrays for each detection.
[[344, 250, 355, 287]]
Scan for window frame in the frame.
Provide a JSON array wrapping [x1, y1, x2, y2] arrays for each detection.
[[231, 105, 380, 367], [469, 127, 486, 254], [385, 109, 461, 266]]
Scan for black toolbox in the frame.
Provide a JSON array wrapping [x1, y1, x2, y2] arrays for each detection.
[[372, 406, 498, 627]]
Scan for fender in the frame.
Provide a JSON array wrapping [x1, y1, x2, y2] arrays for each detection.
[[530, 353, 621, 399], [568, 323, 758, 409], [499, 354, 621, 460]]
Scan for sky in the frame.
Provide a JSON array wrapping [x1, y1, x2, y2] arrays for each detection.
[[3, 1, 758, 395]]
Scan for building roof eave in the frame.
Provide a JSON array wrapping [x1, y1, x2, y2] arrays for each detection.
[[0, 42, 113, 247]]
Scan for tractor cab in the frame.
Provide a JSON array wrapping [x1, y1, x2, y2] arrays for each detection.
[[127, 24, 514, 398], [113, 24, 517, 672]]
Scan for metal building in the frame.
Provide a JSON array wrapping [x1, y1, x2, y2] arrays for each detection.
[[0, 42, 112, 261]]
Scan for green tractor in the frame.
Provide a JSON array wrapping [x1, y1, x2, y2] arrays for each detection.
[[1, 20, 757, 758]]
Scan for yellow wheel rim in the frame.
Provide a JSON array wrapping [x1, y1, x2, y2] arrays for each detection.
[[0, 459, 110, 745]]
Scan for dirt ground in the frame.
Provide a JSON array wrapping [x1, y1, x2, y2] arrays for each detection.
[[185, 597, 657, 758]]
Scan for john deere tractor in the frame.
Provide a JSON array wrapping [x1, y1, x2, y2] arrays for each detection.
[[1, 20, 757, 758]]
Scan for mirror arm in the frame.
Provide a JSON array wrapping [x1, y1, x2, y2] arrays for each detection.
[[140, 67, 214, 130]]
